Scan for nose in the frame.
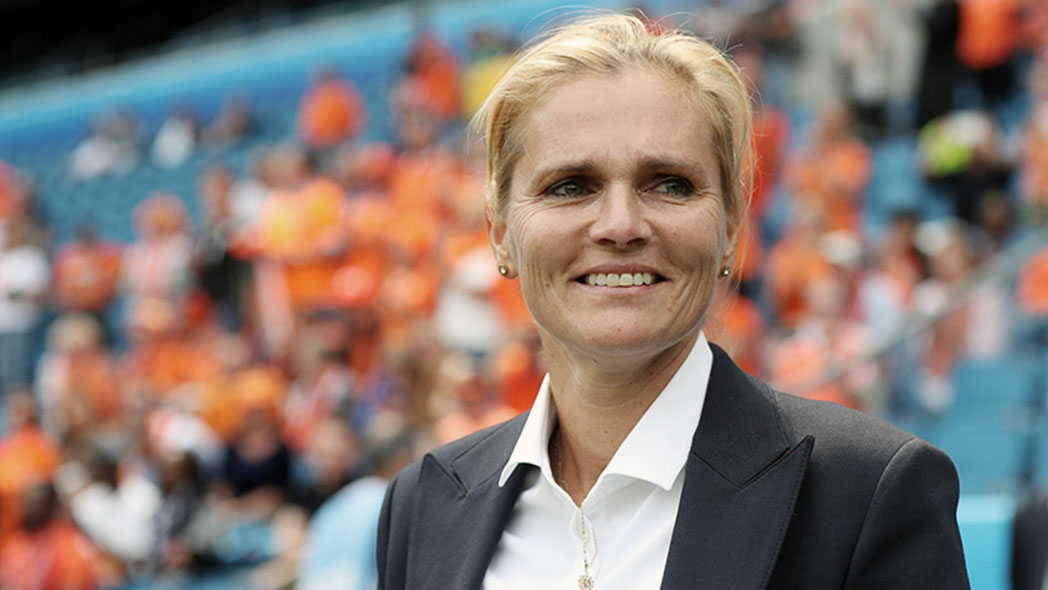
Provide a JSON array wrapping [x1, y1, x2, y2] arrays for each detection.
[[588, 184, 652, 249]]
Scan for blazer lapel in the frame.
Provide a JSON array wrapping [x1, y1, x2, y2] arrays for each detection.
[[661, 346, 812, 590], [406, 416, 530, 590]]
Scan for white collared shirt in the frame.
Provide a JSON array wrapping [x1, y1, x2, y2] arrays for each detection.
[[483, 332, 714, 590]]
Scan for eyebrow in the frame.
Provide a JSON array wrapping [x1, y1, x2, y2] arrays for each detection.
[[525, 160, 596, 193]]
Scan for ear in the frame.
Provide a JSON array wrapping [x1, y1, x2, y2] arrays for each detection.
[[486, 200, 516, 278], [721, 205, 743, 273]]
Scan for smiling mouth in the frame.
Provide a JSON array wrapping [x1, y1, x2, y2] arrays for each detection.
[[575, 272, 664, 287]]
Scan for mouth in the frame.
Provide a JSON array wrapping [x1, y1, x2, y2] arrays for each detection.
[[574, 271, 665, 287]]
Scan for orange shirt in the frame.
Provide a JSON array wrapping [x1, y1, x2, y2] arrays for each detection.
[[706, 294, 766, 378], [256, 179, 349, 309], [788, 141, 871, 232], [749, 107, 789, 220], [0, 428, 61, 548], [494, 340, 543, 413], [54, 241, 124, 311], [0, 519, 108, 590], [766, 235, 834, 328], [958, 0, 1020, 70], [297, 78, 365, 149], [1019, 246, 1048, 315]]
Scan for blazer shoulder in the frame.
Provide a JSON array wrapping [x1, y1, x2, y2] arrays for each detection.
[[772, 392, 929, 469]]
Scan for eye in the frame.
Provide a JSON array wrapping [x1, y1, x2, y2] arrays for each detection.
[[650, 176, 696, 197], [544, 178, 589, 199]]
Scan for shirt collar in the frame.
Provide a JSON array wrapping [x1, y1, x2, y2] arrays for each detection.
[[498, 332, 713, 491]]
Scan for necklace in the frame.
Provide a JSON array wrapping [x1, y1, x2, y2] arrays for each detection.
[[551, 430, 596, 590]]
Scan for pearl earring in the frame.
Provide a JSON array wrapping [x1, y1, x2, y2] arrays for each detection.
[[498, 264, 509, 277]]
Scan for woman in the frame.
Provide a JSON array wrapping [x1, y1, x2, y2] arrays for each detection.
[[377, 14, 969, 589]]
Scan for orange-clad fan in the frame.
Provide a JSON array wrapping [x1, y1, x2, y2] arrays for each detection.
[[765, 197, 835, 328], [786, 103, 871, 233], [433, 354, 517, 445], [957, 0, 1021, 71], [733, 47, 789, 222], [0, 391, 62, 551], [0, 160, 19, 219], [0, 483, 116, 590], [705, 290, 766, 378], [255, 177, 349, 310], [53, 226, 123, 314], [36, 314, 123, 441], [1019, 246, 1048, 315], [406, 33, 462, 121], [493, 337, 543, 414], [119, 297, 222, 399], [297, 68, 365, 150], [199, 365, 288, 442]]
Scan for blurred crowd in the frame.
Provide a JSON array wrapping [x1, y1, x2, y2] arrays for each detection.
[[1, 0, 1048, 588]]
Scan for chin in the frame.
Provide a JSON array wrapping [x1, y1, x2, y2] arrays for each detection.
[[571, 329, 692, 361]]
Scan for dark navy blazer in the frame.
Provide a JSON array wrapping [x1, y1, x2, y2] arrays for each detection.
[[377, 345, 970, 589]]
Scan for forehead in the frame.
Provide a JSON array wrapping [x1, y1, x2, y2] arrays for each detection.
[[514, 68, 716, 181]]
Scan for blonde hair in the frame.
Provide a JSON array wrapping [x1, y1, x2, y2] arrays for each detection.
[[473, 13, 752, 221]]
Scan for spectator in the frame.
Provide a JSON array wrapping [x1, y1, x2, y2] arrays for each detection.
[[432, 353, 516, 445], [151, 450, 208, 575], [1020, 60, 1048, 207], [915, 0, 963, 128], [296, 413, 415, 590], [152, 105, 199, 169], [403, 33, 461, 121], [1018, 245, 1048, 315], [289, 416, 358, 516], [67, 445, 163, 570], [122, 192, 195, 309], [195, 165, 252, 331], [52, 224, 123, 334], [35, 313, 122, 446], [203, 93, 254, 147], [786, 102, 871, 233], [283, 325, 354, 453], [919, 109, 1013, 223], [0, 481, 116, 590], [460, 29, 514, 119], [957, 0, 1022, 107], [221, 405, 291, 500], [831, 1, 893, 139], [68, 110, 140, 180], [765, 196, 834, 328], [911, 219, 1009, 412], [0, 389, 61, 548], [297, 67, 365, 153], [0, 216, 50, 393]]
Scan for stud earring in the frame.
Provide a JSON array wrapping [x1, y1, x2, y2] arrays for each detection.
[[719, 266, 731, 277], [498, 264, 509, 277]]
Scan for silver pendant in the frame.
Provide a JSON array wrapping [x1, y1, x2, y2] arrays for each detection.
[[578, 574, 595, 589]]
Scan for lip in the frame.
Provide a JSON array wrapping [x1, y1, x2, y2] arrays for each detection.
[[578, 263, 661, 277]]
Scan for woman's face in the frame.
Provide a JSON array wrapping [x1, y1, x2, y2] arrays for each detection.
[[490, 67, 736, 363]]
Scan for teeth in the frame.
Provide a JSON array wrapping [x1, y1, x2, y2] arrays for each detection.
[[583, 272, 655, 287]]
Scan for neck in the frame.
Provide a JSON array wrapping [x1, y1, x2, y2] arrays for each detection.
[[545, 331, 699, 506]]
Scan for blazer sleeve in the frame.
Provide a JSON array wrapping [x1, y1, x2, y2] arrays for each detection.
[[376, 460, 421, 590], [844, 437, 970, 589]]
